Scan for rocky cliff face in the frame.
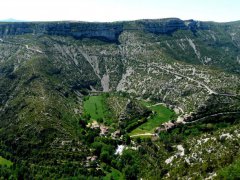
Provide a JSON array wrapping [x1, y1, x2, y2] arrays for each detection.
[[0, 18, 210, 42], [0, 22, 124, 42], [138, 18, 209, 34]]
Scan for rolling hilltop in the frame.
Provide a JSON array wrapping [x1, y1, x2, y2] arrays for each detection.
[[0, 18, 240, 179]]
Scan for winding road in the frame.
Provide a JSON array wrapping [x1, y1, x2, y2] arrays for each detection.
[[185, 111, 240, 124], [151, 63, 238, 97], [130, 133, 156, 137], [0, 38, 43, 54], [25, 45, 43, 54]]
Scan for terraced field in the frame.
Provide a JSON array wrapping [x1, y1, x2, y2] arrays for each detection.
[[129, 102, 175, 136]]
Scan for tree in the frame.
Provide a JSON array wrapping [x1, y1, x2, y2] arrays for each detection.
[[100, 151, 110, 163], [79, 118, 86, 128], [97, 118, 103, 123], [123, 135, 131, 145], [123, 165, 139, 180], [83, 113, 91, 121]]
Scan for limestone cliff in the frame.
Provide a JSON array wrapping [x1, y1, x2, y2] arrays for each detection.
[[0, 18, 210, 42]]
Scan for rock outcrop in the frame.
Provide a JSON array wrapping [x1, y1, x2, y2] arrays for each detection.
[[138, 18, 209, 34], [0, 22, 124, 42], [0, 18, 210, 42]]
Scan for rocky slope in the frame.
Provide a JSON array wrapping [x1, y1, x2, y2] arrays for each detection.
[[0, 18, 240, 178]]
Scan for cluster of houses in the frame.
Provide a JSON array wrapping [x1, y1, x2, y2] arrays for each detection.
[[87, 120, 121, 138], [155, 113, 194, 133], [88, 121, 109, 136]]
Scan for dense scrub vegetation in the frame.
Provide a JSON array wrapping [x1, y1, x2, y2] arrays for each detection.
[[0, 19, 240, 178]]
